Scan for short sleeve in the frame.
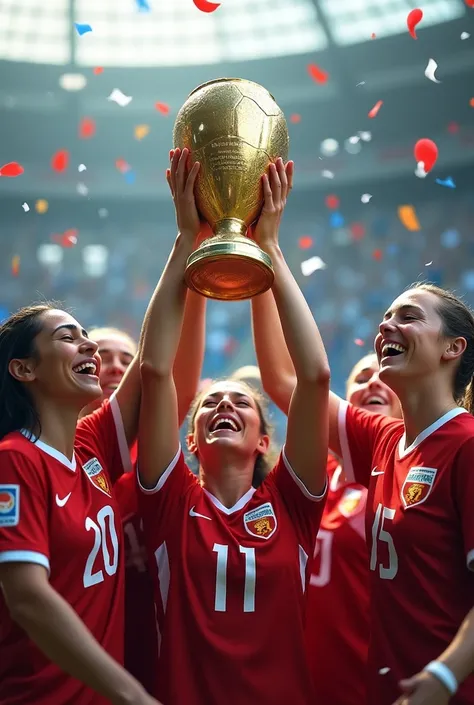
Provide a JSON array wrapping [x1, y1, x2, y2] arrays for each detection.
[[337, 400, 399, 487], [452, 438, 474, 571], [264, 449, 327, 558], [138, 447, 198, 542], [76, 395, 132, 484], [0, 452, 50, 572]]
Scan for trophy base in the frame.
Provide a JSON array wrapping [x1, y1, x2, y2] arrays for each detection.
[[185, 236, 274, 301]]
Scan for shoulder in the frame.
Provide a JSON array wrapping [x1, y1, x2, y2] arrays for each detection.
[[0, 432, 43, 468]]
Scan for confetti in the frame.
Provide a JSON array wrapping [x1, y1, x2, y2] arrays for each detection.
[[354, 339, 365, 346], [414, 138, 438, 172], [330, 212, 344, 228], [461, 32, 471, 39], [361, 193, 372, 203], [11, 255, 20, 277], [298, 236, 314, 250], [407, 8, 423, 39], [368, 100, 383, 119], [108, 89, 132, 107], [307, 64, 329, 84], [356, 81, 366, 87], [74, 23, 92, 36], [379, 667, 391, 675], [51, 149, 69, 172], [0, 162, 24, 177], [53, 229, 78, 248], [351, 222, 365, 240], [98, 208, 108, 218], [301, 256, 326, 276], [322, 170, 334, 179], [134, 124, 150, 141], [372, 249, 383, 261], [155, 102, 170, 115], [115, 158, 130, 173], [124, 170, 136, 185], [93, 66, 104, 75], [359, 131, 371, 142], [414, 161, 427, 179], [425, 261, 433, 266], [447, 121, 459, 133], [325, 194, 340, 209], [436, 176, 456, 188], [78, 163, 87, 172], [290, 114, 301, 124], [77, 182, 89, 196], [22, 202, 29, 212], [35, 199, 49, 214], [348, 135, 360, 144], [398, 205, 421, 231], [136, 0, 151, 10], [465, 0, 474, 6], [470, 98, 474, 108], [79, 117, 96, 139], [192, 0, 221, 11], [424, 58, 441, 83]]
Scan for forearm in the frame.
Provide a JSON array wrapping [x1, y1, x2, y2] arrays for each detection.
[[10, 586, 143, 705], [434, 607, 474, 685], [173, 290, 206, 424], [266, 245, 329, 383], [139, 234, 195, 376]]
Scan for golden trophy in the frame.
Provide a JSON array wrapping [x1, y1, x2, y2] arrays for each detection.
[[173, 78, 289, 301]]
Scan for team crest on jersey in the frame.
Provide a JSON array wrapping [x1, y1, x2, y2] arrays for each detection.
[[243, 502, 277, 540], [82, 458, 111, 497], [338, 487, 363, 517], [401, 467, 437, 509], [0, 485, 19, 527]]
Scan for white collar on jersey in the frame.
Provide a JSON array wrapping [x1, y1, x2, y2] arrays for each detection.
[[203, 486, 256, 515], [398, 407, 467, 459], [20, 429, 76, 471]]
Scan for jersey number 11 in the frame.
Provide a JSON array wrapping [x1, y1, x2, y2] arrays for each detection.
[[213, 543, 256, 613]]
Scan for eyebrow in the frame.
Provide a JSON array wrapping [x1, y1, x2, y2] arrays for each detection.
[[205, 391, 250, 400], [52, 323, 88, 338], [383, 304, 424, 319], [98, 347, 135, 358]]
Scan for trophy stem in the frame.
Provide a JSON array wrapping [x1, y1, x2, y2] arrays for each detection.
[[214, 218, 248, 240]]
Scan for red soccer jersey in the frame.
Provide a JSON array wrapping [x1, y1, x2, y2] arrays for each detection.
[[305, 454, 369, 705], [114, 471, 159, 695], [338, 401, 474, 705], [0, 397, 128, 705], [138, 447, 326, 705]]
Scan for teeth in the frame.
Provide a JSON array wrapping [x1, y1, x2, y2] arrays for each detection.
[[382, 343, 405, 356], [366, 396, 386, 405], [211, 416, 239, 432], [73, 362, 97, 375]]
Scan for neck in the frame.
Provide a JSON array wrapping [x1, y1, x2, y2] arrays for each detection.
[[199, 452, 255, 509], [30, 397, 80, 461], [396, 375, 459, 448]]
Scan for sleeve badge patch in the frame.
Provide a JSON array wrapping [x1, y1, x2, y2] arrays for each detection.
[[0, 485, 20, 527]]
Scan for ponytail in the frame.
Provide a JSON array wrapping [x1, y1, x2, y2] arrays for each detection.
[[462, 378, 474, 416]]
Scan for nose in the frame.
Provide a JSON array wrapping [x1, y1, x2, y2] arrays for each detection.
[[80, 337, 98, 355], [216, 395, 234, 412], [367, 371, 383, 389], [378, 318, 396, 337], [107, 356, 127, 375]]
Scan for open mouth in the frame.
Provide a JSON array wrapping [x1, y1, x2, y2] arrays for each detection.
[[381, 343, 406, 358], [72, 361, 98, 377], [362, 395, 389, 407], [209, 416, 241, 433]]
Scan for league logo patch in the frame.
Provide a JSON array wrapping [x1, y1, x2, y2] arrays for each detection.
[[338, 487, 363, 517], [401, 467, 437, 509], [0, 485, 20, 527], [82, 458, 111, 497], [243, 502, 277, 540]]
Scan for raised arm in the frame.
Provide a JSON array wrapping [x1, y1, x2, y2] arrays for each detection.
[[252, 280, 344, 457], [253, 160, 329, 495], [138, 148, 200, 488], [173, 290, 206, 425]]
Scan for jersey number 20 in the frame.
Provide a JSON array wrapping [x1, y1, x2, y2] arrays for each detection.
[[83, 505, 119, 588]]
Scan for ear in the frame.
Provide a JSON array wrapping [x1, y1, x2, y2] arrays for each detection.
[[256, 434, 270, 455], [442, 336, 467, 363], [186, 432, 198, 456], [8, 358, 37, 384]]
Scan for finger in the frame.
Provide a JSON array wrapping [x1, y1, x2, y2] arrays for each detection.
[[169, 149, 175, 161], [166, 168, 174, 198], [170, 148, 181, 194], [184, 161, 200, 197], [269, 162, 282, 205], [399, 677, 419, 694], [277, 158, 288, 202], [286, 161, 295, 191], [262, 173, 274, 210], [176, 147, 188, 194]]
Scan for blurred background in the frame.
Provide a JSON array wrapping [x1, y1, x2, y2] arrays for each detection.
[[0, 0, 473, 439]]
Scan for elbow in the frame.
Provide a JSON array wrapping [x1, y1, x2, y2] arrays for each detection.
[[299, 364, 331, 387], [140, 359, 173, 382]]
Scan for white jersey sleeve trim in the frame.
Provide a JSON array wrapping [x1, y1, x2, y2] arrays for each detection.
[[137, 445, 181, 494], [282, 447, 327, 501], [0, 550, 50, 573], [466, 548, 474, 572], [110, 393, 133, 474], [337, 400, 355, 482]]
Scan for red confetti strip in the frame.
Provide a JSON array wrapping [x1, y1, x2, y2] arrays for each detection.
[[115, 158, 130, 173], [371, 33, 376, 39], [470, 98, 474, 107], [325, 194, 340, 210], [368, 100, 383, 119], [350, 222, 366, 240], [11, 255, 20, 277], [354, 338, 365, 346], [372, 249, 383, 261], [290, 114, 301, 124], [0, 162, 24, 177], [155, 102, 170, 115], [52, 229, 78, 248], [192, 0, 220, 11], [298, 236, 313, 250], [407, 8, 423, 39], [413, 138, 438, 172], [51, 149, 69, 172], [307, 63, 329, 85], [465, 0, 474, 7], [79, 117, 96, 139], [93, 66, 104, 75]]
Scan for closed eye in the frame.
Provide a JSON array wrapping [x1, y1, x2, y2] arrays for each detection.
[[61, 335, 74, 341]]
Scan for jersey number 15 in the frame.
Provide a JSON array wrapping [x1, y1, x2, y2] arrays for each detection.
[[370, 503, 398, 580]]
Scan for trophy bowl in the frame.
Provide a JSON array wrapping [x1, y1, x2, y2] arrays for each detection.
[[173, 78, 289, 301]]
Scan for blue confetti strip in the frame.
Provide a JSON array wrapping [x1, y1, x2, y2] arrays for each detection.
[[136, 0, 151, 10], [435, 177, 456, 189], [124, 170, 136, 185], [74, 23, 93, 36]]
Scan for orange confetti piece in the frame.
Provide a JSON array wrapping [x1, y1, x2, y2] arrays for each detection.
[[298, 236, 313, 250], [93, 67, 104, 75], [35, 199, 49, 214], [372, 249, 383, 261], [470, 98, 474, 107], [368, 100, 383, 119], [51, 149, 69, 172], [134, 124, 150, 140], [11, 255, 20, 276], [155, 102, 170, 115], [398, 205, 421, 231], [79, 117, 96, 139], [0, 162, 24, 177], [307, 64, 329, 84], [290, 114, 301, 124]]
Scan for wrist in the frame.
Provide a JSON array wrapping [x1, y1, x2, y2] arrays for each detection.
[[425, 661, 458, 695]]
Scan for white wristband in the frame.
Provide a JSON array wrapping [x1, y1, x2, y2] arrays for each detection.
[[425, 661, 458, 695]]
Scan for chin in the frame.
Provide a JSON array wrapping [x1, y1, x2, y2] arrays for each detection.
[[101, 387, 116, 399]]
